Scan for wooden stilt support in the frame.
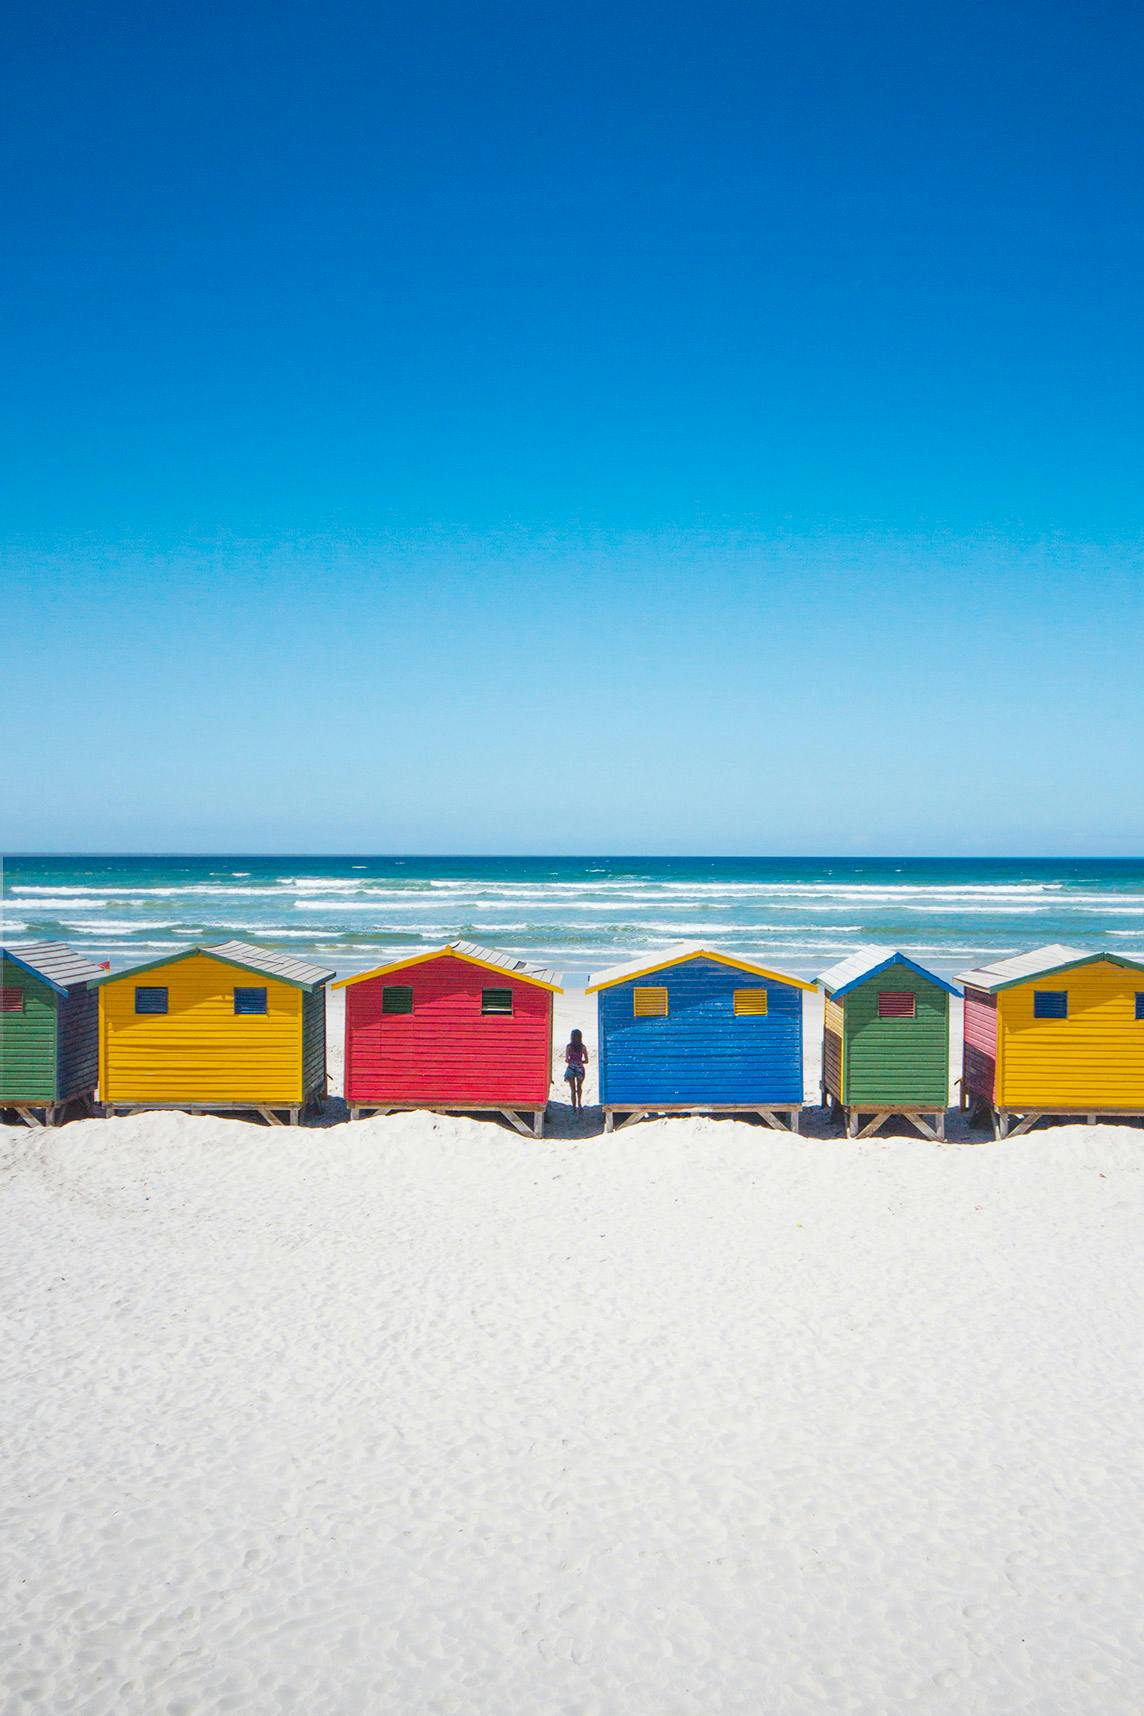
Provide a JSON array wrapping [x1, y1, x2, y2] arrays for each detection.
[[602, 1104, 802, 1134], [846, 1107, 949, 1141]]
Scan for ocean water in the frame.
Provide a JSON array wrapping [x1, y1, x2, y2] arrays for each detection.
[[3, 855, 1144, 983]]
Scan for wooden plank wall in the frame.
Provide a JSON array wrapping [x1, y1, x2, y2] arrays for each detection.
[[962, 987, 998, 1103], [344, 954, 553, 1106], [999, 961, 1144, 1107], [0, 958, 58, 1101], [597, 958, 803, 1107], [301, 986, 327, 1099], [99, 955, 304, 1104], [842, 966, 950, 1106], [57, 983, 99, 1100]]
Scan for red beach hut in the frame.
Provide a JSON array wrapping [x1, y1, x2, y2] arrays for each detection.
[[334, 941, 563, 1135]]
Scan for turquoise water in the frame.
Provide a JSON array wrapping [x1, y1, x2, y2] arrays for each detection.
[[4, 855, 1144, 983]]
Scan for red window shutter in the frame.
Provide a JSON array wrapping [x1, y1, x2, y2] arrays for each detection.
[[0, 987, 25, 1013], [878, 990, 916, 1019]]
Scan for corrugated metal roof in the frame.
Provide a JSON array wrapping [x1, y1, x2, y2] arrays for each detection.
[[450, 940, 562, 988], [1, 940, 107, 992], [90, 941, 335, 990], [585, 941, 814, 994], [333, 942, 562, 992], [954, 943, 1091, 992], [817, 945, 898, 994], [207, 940, 336, 987], [817, 945, 961, 998]]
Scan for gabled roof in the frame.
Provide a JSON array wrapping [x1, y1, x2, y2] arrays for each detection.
[[89, 940, 335, 991], [332, 940, 563, 993], [817, 945, 961, 999], [954, 943, 1144, 992], [585, 942, 815, 994], [208, 940, 335, 987], [1, 940, 107, 995]]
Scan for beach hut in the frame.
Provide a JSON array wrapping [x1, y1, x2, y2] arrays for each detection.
[[585, 942, 814, 1132], [333, 940, 563, 1136], [956, 943, 1144, 1138], [817, 946, 960, 1139], [0, 941, 105, 1126], [91, 940, 334, 1124]]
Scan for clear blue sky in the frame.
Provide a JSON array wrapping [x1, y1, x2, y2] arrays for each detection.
[[4, 0, 1142, 854]]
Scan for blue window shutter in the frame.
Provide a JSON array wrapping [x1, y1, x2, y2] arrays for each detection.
[[234, 987, 268, 1015], [1033, 990, 1068, 1019], [1136, 993, 1144, 1021], [135, 986, 168, 1015]]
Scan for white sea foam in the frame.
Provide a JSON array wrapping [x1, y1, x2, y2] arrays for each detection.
[[11, 884, 297, 900], [5, 896, 116, 911], [49, 919, 181, 934]]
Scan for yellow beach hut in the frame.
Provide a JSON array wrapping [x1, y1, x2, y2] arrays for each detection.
[[956, 943, 1144, 1137], [92, 940, 334, 1124]]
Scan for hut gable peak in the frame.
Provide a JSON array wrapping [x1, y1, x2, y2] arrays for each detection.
[[953, 943, 1118, 992], [0, 940, 107, 993], [817, 946, 961, 999], [586, 942, 814, 994], [89, 941, 334, 991], [332, 942, 562, 992]]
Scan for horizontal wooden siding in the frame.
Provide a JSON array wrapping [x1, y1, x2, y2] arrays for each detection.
[[344, 954, 553, 1106], [100, 955, 304, 1103], [301, 986, 327, 1100], [597, 957, 803, 1106], [962, 988, 997, 1103], [0, 957, 57, 1101], [842, 964, 950, 1106], [58, 983, 99, 1100], [822, 996, 845, 1101], [999, 961, 1144, 1107]]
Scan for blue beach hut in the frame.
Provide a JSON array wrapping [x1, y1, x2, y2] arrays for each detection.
[[585, 943, 814, 1132]]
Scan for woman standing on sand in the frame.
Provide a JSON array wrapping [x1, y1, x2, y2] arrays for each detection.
[[564, 1028, 588, 1110]]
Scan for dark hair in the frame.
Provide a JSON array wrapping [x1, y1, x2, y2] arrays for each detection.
[[570, 1028, 583, 1043]]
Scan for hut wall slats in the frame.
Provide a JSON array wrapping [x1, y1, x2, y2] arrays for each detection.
[[997, 961, 1144, 1107], [597, 957, 803, 1107], [99, 955, 304, 1104], [842, 967, 950, 1106], [300, 987, 328, 1099], [57, 984, 99, 1100], [822, 995, 845, 1099], [822, 1027, 843, 1100], [0, 957, 58, 1101], [962, 987, 998, 1103], [344, 954, 552, 1106]]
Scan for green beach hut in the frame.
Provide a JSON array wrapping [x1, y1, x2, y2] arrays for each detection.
[[0, 941, 106, 1126], [817, 946, 960, 1139]]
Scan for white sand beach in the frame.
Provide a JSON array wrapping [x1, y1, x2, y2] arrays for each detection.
[[2, 991, 1142, 1714]]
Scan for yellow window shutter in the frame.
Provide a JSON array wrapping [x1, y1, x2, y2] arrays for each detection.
[[633, 986, 668, 1017], [734, 988, 768, 1016]]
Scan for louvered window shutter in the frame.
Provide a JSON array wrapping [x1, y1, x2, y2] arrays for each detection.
[[877, 991, 916, 1019]]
